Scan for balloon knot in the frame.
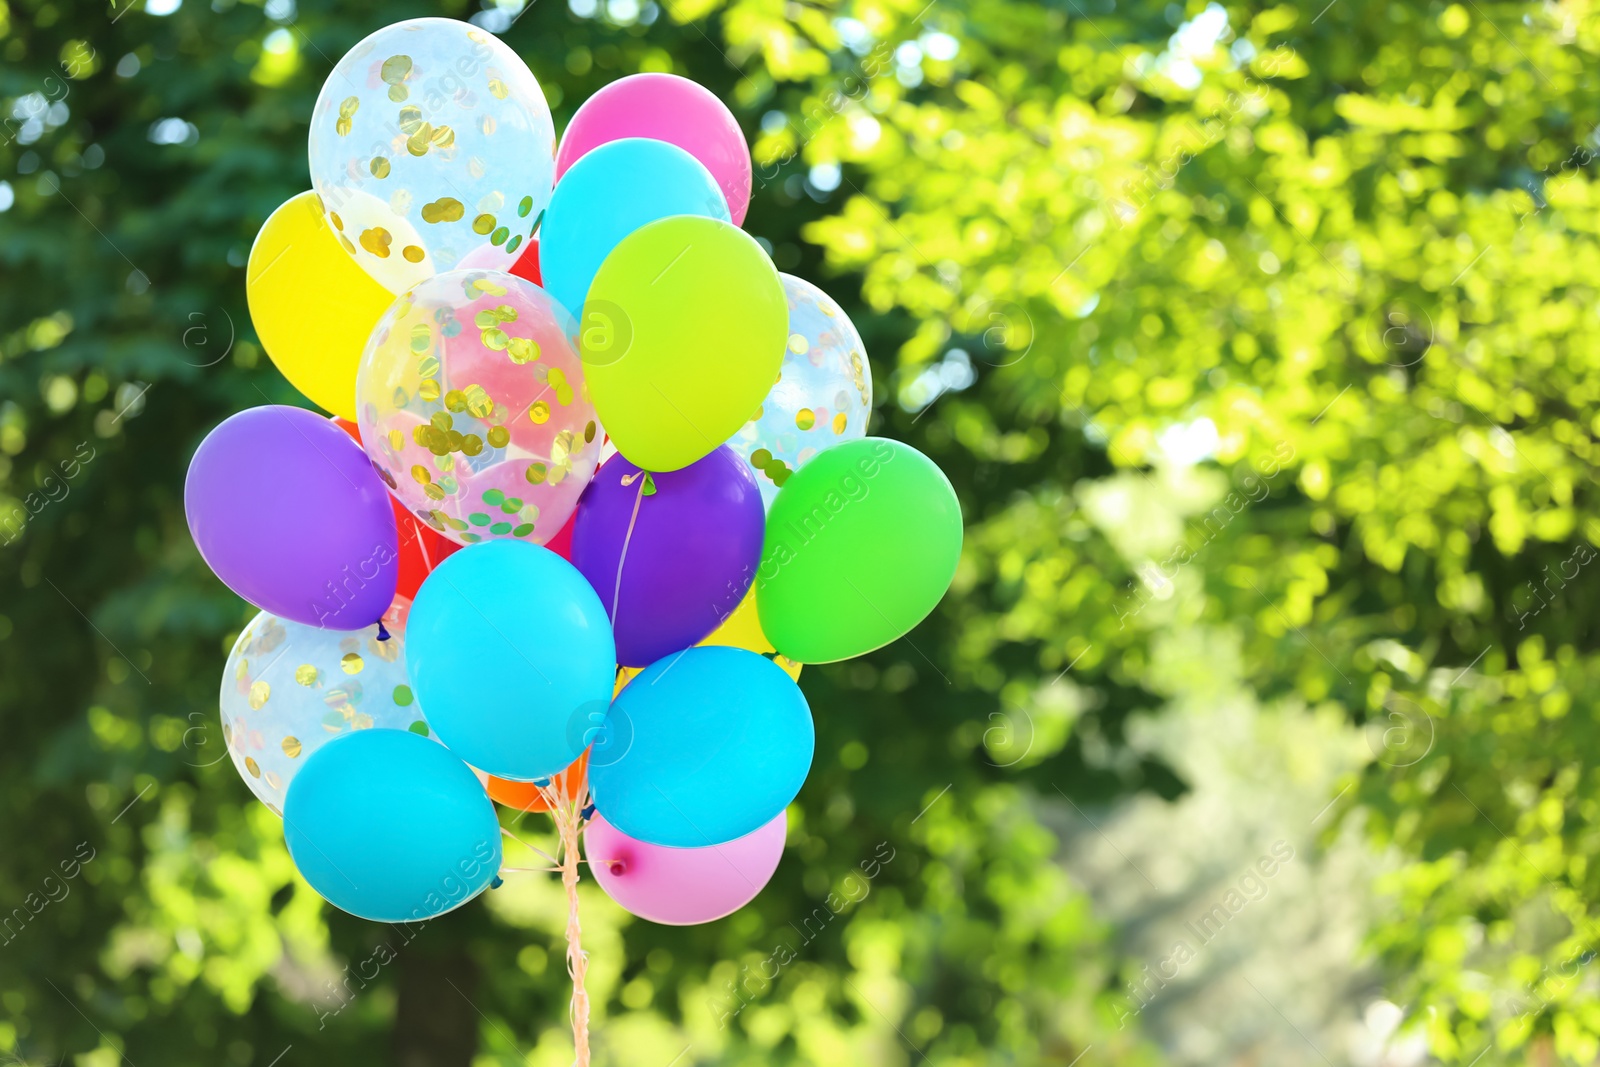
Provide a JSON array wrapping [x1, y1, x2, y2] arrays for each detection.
[[580, 804, 596, 821], [490, 875, 505, 890], [376, 620, 391, 642], [607, 860, 626, 876]]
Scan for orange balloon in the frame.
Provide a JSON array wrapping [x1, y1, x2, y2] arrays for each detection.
[[486, 751, 589, 812]]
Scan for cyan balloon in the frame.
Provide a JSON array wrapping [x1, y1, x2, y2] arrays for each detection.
[[407, 540, 616, 780], [282, 729, 502, 923], [539, 137, 730, 318], [589, 646, 813, 847]]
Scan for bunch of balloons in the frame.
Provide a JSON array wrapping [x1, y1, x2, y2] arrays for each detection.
[[189, 15, 961, 1056]]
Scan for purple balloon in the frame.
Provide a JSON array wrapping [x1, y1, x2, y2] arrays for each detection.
[[185, 405, 398, 628], [572, 446, 764, 667]]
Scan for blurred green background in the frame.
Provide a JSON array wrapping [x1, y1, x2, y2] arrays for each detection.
[[5, 0, 1600, 1063]]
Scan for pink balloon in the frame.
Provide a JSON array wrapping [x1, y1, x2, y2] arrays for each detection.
[[554, 73, 752, 226], [584, 810, 785, 925]]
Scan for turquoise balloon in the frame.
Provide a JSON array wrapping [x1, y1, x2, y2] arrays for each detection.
[[282, 729, 502, 923], [538, 137, 731, 317], [589, 646, 814, 847], [408, 540, 617, 781]]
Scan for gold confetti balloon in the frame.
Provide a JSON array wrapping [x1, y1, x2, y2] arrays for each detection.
[[730, 273, 873, 506], [357, 269, 602, 546], [308, 17, 556, 294], [221, 600, 433, 815]]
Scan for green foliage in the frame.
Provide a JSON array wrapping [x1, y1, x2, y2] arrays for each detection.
[[6, 0, 1600, 1062]]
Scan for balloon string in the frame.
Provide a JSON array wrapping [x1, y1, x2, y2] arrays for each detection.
[[499, 825, 561, 868], [544, 771, 593, 1067], [609, 475, 649, 626]]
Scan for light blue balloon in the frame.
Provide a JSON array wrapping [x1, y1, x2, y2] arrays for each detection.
[[589, 646, 814, 847], [282, 729, 502, 923], [408, 540, 616, 781], [539, 137, 731, 317]]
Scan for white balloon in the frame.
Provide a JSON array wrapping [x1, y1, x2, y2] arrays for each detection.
[[308, 17, 555, 293], [220, 601, 433, 814]]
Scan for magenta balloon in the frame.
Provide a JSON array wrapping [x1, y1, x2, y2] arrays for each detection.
[[584, 810, 786, 925], [553, 72, 752, 225], [570, 446, 764, 667], [185, 405, 398, 628]]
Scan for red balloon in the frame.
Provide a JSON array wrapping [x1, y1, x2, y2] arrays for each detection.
[[331, 417, 459, 599], [545, 509, 575, 561], [510, 235, 542, 288]]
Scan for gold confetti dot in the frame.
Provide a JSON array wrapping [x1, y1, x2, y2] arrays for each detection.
[[359, 227, 393, 258], [444, 389, 468, 413], [525, 462, 548, 484], [248, 680, 270, 710], [419, 379, 441, 401], [294, 664, 319, 686], [335, 96, 358, 136], [341, 653, 364, 675], [406, 122, 435, 156], [530, 400, 550, 424], [507, 337, 539, 364], [282, 736, 302, 758], [431, 125, 455, 150], [488, 78, 509, 99], [832, 412, 847, 434], [424, 483, 446, 500], [584, 420, 596, 443], [402, 244, 424, 263], [381, 55, 413, 84], [411, 465, 432, 485], [462, 434, 484, 456], [465, 385, 494, 418], [796, 408, 816, 431], [264, 770, 283, 791], [482, 115, 497, 136], [245, 756, 261, 778], [788, 333, 809, 355], [370, 157, 391, 179], [398, 106, 424, 135], [421, 197, 465, 224], [329, 212, 344, 231], [472, 213, 497, 235], [488, 426, 510, 448]]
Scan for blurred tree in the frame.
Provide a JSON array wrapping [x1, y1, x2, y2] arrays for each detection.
[[4, 0, 1600, 1063]]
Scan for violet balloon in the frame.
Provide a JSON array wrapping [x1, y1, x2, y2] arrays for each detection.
[[571, 446, 764, 667], [584, 810, 786, 925], [185, 405, 398, 628]]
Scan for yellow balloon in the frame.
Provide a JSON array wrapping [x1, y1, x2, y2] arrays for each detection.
[[246, 192, 394, 420], [699, 589, 802, 681], [579, 216, 786, 472], [611, 592, 801, 690]]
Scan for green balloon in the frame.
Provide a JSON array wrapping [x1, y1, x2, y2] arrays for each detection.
[[756, 438, 963, 663]]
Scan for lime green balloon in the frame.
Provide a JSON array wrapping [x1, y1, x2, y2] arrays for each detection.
[[579, 215, 786, 472], [757, 438, 963, 663]]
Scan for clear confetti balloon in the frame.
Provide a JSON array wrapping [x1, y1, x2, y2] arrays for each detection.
[[357, 269, 602, 546], [308, 17, 556, 294], [221, 601, 431, 815], [730, 274, 873, 505]]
